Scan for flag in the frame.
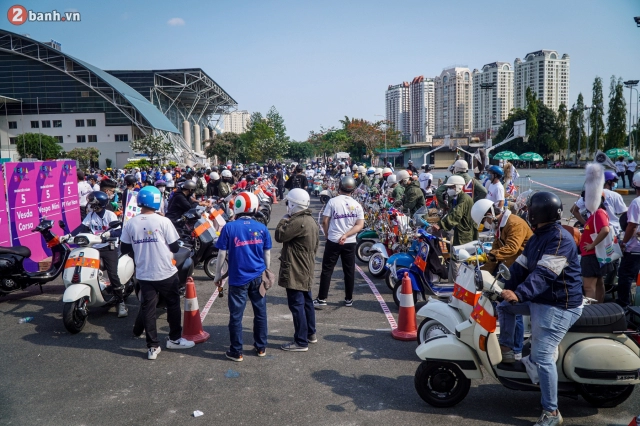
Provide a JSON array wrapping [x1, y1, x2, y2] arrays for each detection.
[[507, 181, 517, 196], [512, 166, 519, 181], [463, 179, 474, 197]]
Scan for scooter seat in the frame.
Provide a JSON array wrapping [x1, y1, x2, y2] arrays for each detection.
[[0, 246, 31, 258], [569, 303, 626, 334], [173, 247, 191, 268]]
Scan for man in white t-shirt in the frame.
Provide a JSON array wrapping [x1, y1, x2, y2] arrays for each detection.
[[418, 164, 434, 193], [121, 186, 194, 359], [617, 172, 640, 307], [615, 157, 627, 188], [77, 170, 93, 220], [88, 174, 100, 191], [626, 158, 636, 188], [163, 167, 174, 188], [485, 166, 505, 209], [314, 176, 364, 308]]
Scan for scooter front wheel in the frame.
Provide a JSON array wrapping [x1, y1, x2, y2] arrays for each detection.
[[63, 299, 88, 334], [368, 252, 387, 278], [356, 240, 374, 263], [393, 280, 418, 307], [384, 270, 396, 291], [204, 254, 228, 280], [417, 319, 451, 344], [414, 361, 470, 408]]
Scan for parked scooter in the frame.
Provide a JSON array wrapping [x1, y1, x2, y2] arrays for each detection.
[[0, 218, 71, 295], [61, 221, 136, 334], [312, 176, 323, 197], [355, 229, 380, 263], [414, 264, 640, 408]]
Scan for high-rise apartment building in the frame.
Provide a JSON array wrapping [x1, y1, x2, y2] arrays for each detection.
[[472, 62, 514, 133], [385, 82, 410, 141], [409, 76, 435, 143], [514, 50, 570, 111], [435, 67, 473, 136], [223, 110, 251, 134]]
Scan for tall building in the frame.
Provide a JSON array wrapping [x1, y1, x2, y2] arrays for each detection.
[[514, 50, 570, 111], [223, 110, 251, 134], [472, 62, 514, 133], [385, 82, 410, 141], [435, 67, 473, 136], [409, 76, 435, 143]]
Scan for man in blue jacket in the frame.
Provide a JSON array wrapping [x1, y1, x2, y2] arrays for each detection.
[[498, 192, 583, 426]]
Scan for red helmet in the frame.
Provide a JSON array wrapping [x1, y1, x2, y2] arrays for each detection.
[[233, 192, 259, 215]]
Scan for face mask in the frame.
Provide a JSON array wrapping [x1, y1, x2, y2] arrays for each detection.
[[447, 188, 457, 197], [612, 182, 618, 190], [159, 187, 165, 193]]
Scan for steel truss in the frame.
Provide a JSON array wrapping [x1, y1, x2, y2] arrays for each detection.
[[0, 31, 196, 163]]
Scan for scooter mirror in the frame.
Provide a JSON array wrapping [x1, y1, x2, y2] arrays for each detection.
[[108, 220, 121, 229], [497, 263, 511, 281], [58, 220, 67, 231]]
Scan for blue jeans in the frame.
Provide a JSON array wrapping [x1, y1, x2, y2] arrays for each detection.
[[497, 301, 525, 354], [286, 289, 316, 347], [498, 301, 582, 412], [228, 277, 268, 355]]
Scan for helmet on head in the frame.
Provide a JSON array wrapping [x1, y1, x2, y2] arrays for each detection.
[[603, 170, 619, 183], [408, 160, 413, 164], [124, 175, 137, 186], [154, 180, 166, 187], [633, 172, 640, 189], [471, 199, 497, 227], [357, 166, 366, 174], [87, 191, 109, 212], [233, 192, 260, 215], [339, 176, 356, 193], [221, 169, 233, 179], [453, 159, 469, 173], [382, 167, 392, 176], [426, 164, 434, 171], [211, 166, 219, 172], [210, 172, 220, 181], [387, 174, 397, 185], [487, 165, 504, 179], [446, 175, 466, 187], [375, 168, 383, 176], [422, 164, 428, 170], [352, 165, 358, 171], [286, 188, 311, 215], [527, 191, 562, 228], [366, 167, 375, 175], [181, 180, 197, 191], [138, 186, 162, 210], [396, 170, 410, 183]]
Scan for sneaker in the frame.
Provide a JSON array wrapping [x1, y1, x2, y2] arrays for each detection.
[[255, 347, 266, 357], [225, 351, 243, 362], [117, 302, 128, 318], [281, 342, 309, 352], [344, 299, 353, 307], [313, 298, 327, 309], [514, 352, 522, 361], [308, 334, 318, 344], [534, 410, 563, 426], [148, 346, 161, 360], [501, 349, 516, 363], [166, 337, 195, 349]]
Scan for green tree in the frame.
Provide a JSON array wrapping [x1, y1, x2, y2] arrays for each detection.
[[556, 103, 568, 152], [344, 118, 386, 158], [590, 76, 605, 150], [204, 132, 251, 164], [606, 75, 627, 150], [307, 127, 351, 158], [65, 147, 100, 169], [524, 87, 539, 140], [265, 106, 290, 160], [568, 93, 587, 159], [286, 141, 315, 162], [15, 133, 63, 160], [493, 109, 528, 153], [129, 134, 173, 165], [245, 112, 276, 162], [532, 103, 561, 155]]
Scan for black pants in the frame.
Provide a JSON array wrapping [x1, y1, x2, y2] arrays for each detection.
[[626, 171, 635, 188], [616, 253, 640, 308], [99, 246, 122, 290], [80, 205, 87, 221], [286, 289, 316, 347], [139, 273, 182, 348], [277, 185, 285, 200], [318, 240, 356, 300], [617, 171, 626, 188]]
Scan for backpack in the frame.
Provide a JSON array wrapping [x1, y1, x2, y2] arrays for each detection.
[[292, 175, 303, 189]]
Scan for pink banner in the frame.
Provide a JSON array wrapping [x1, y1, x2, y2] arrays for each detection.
[[0, 164, 9, 246], [5, 161, 80, 271]]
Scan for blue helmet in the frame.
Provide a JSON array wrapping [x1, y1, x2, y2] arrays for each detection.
[[137, 186, 162, 210], [487, 165, 504, 178]]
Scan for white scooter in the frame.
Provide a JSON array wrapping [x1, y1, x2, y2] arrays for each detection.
[[414, 264, 640, 408], [61, 221, 135, 334]]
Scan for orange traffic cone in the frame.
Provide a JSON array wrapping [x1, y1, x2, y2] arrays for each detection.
[[182, 277, 210, 343], [271, 191, 278, 204], [392, 272, 418, 341]]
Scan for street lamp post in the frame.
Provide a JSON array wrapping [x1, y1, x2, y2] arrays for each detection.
[[479, 82, 497, 143], [624, 80, 639, 152]]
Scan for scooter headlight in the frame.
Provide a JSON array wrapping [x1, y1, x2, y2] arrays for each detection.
[[74, 236, 90, 246]]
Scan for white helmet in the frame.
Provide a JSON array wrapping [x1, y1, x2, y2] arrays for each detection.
[[383, 167, 392, 175], [233, 192, 260, 215], [453, 159, 469, 173], [445, 175, 466, 194], [367, 167, 375, 175], [471, 199, 497, 227], [396, 170, 410, 183], [221, 169, 232, 178], [633, 172, 640, 189], [352, 164, 358, 171], [286, 188, 310, 215], [210, 172, 220, 181], [387, 174, 397, 185], [358, 166, 367, 174], [375, 168, 383, 176]]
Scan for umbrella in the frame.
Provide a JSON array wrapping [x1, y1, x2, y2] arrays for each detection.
[[605, 148, 630, 159], [492, 151, 520, 161], [519, 152, 544, 162]]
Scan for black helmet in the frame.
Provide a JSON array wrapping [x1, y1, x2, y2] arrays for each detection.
[[124, 175, 137, 186], [295, 164, 303, 173], [211, 166, 219, 172], [527, 191, 562, 228], [87, 191, 109, 211], [339, 176, 356, 193], [99, 178, 117, 190], [181, 180, 197, 191]]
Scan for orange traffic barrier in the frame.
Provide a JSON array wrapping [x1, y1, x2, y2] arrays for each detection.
[[392, 272, 418, 341], [181, 277, 210, 343]]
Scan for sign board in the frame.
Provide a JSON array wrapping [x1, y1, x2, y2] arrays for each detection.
[[0, 164, 9, 246]]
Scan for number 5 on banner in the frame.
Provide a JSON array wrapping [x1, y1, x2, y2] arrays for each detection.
[[21, 194, 26, 204]]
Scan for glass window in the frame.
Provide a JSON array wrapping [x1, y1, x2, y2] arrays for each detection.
[[87, 119, 96, 127], [75, 119, 85, 127], [88, 135, 97, 142], [41, 120, 51, 128], [53, 120, 62, 127], [8, 121, 17, 129], [76, 135, 86, 143], [115, 134, 128, 142], [10, 137, 17, 145], [31, 120, 39, 128], [54, 136, 63, 143]]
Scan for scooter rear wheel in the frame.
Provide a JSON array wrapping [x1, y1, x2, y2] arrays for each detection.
[[368, 252, 387, 278], [414, 361, 470, 408], [204, 255, 228, 280], [63, 300, 87, 334], [356, 240, 374, 263], [384, 270, 396, 291], [579, 384, 635, 408]]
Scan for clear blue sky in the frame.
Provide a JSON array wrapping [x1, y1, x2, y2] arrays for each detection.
[[2, 0, 639, 140]]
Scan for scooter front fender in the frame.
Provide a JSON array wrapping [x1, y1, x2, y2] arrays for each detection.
[[396, 268, 420, 292], [387, 252, 413, 268], [416, 298, 464, 334], [416, 334, 483, 379], [370, 243, 389, 258], [357, 230, 379, 242], [62, 284, 92, 303]]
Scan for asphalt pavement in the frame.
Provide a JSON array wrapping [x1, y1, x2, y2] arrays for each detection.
[[1, 170, 639, 426]]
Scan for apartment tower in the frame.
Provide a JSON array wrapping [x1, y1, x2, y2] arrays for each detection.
[[514, 50, 570, 111], [472, 62, 514, 133]]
